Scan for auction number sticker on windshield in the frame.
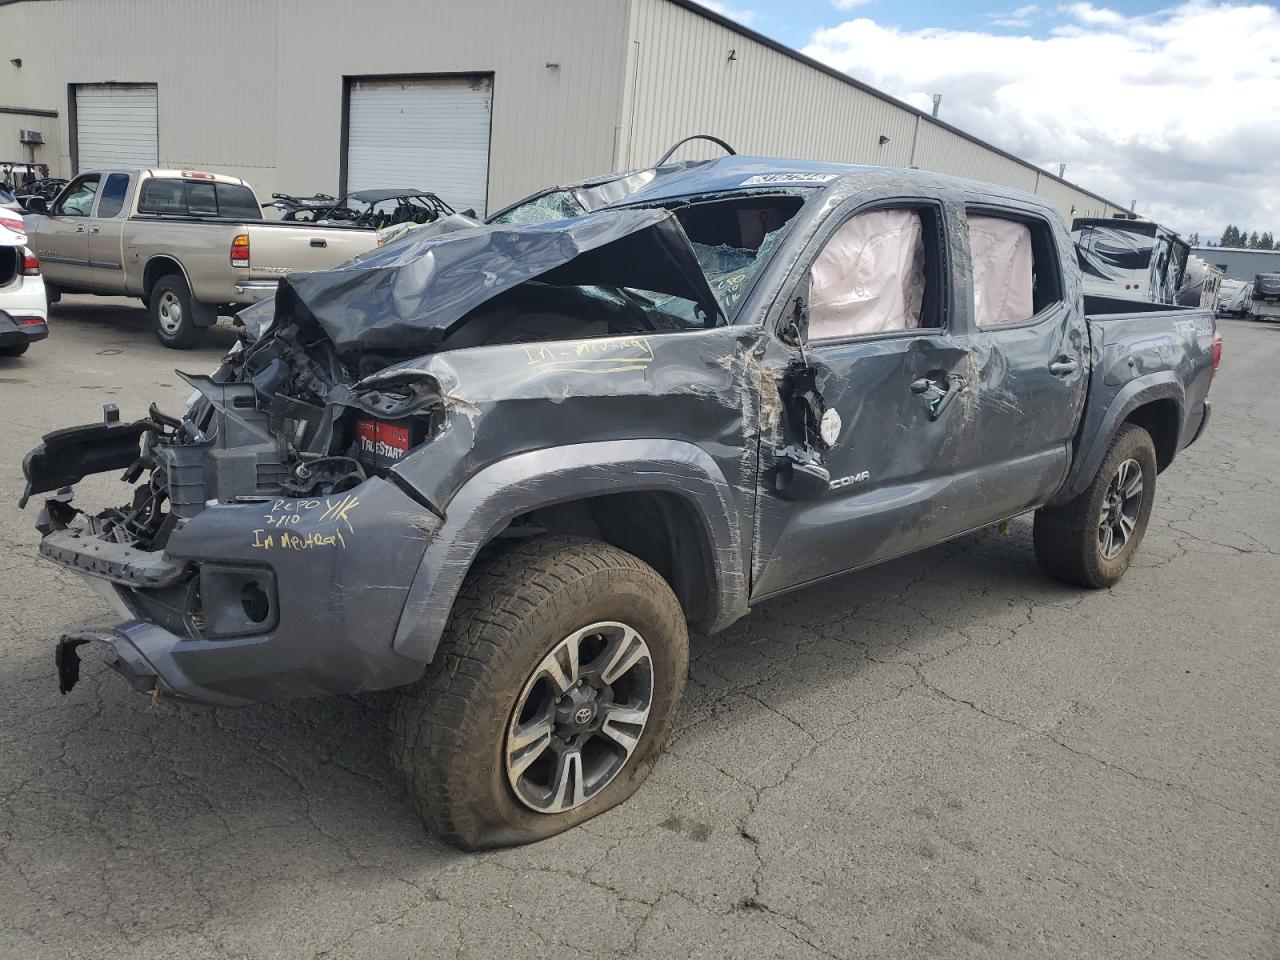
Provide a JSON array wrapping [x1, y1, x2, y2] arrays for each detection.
[[740, 173, 840, 186]]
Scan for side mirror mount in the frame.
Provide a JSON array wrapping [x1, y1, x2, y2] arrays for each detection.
[[774, 444, 830, 501], [25, 196, 47, 215]]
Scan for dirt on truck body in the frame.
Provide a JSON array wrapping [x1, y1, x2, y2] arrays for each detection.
[[21, 147, 1218, 848]]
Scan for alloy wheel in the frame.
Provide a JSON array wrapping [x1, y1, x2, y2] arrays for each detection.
[[1099, 457, 1144, 559], [505, 621, 654, 814]]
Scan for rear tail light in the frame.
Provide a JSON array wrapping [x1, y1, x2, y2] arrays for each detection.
[[0, 215, 25, 233], [230, 233, 250, 268], [22, 246, 39, 276], [1211, 331, 1223, 376], [13, 316, 45, 326]]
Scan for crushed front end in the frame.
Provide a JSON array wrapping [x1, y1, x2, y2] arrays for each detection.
[[22, 330, 445, 706]]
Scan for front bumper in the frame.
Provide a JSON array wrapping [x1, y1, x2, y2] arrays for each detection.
[[43, 476, 443, 706]]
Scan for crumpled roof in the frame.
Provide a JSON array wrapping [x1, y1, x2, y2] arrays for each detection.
[[272, 208, 722, 354]]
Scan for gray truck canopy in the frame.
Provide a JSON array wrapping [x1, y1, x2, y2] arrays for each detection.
[[272, 208, 723, 354]]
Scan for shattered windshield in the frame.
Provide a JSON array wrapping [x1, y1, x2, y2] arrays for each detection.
[[489, 189, 585, 225]]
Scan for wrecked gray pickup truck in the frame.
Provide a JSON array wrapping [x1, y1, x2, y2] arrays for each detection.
[[21, 154, 1220, 849]]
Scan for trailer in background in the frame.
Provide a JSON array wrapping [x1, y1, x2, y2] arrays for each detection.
[[1072, 217, 1189, 304]]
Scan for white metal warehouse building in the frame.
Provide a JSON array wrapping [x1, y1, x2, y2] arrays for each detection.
[[0, 0, 1130, 220]]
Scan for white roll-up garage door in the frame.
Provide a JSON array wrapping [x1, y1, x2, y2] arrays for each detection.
[[74, 84, 159, 171], [346, 76, 493, 216]]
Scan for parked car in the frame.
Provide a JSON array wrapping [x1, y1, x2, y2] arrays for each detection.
[[1252, 273, 1280, 322], [0, 187, 22, 215], [21, 155, 1219, 849], [0, 214, 48, 357], [22, 169, 383, 348]]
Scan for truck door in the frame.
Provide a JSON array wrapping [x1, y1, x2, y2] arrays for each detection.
[[959, 207, 1087, 510], [751, 198, 982, 599], [88, 172, 132, 293], [32, 174, 100, 290]]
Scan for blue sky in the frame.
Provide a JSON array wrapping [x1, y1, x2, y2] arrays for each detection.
[[712, 0, 1217, 47], [699, 0, 1280, 238]]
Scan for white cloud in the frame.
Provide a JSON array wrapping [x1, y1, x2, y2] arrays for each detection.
[[698, 0, 758, 25], [992, 4, 1039, 27], [1058, 2, 1126, 26], [802, 2, 1280, 238], [834, 0, 875, 10]]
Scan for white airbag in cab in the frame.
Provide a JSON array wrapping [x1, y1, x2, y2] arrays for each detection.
[[808, 209, 925, 340], [967, 215, 1034, 328]]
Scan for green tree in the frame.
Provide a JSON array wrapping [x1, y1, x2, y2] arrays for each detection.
[[1188, 231, 1200, 245], [1221, 225, 1241, 246], [1249, 231, 1263, 249], [1262, 231, 1275, 250]]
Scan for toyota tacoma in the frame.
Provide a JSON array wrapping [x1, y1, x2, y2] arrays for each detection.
[[21, 152, 1219, 849]]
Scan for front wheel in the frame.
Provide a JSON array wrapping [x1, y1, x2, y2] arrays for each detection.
[[1033, 423, 1158, 588], [149, 273, 204, 349], [391, 537, 688, 850]]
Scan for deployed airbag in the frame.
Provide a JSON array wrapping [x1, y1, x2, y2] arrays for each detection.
[[967, 215, 1034, 327], [808, 209, 925, 339], [272, 209, 722, 354]]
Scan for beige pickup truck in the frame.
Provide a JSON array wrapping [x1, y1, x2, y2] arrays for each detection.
[[23, 169, 378, 347]]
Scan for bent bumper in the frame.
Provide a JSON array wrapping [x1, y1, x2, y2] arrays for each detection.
[[0, 309, 48, 348], [233, 280, 280, 304], [47, 477, 443, 706]]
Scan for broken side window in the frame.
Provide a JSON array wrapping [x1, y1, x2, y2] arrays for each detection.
[[667, 193, 807, 319]]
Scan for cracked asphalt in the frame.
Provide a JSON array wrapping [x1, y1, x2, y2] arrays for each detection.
[[1, 298, 1277, 959]]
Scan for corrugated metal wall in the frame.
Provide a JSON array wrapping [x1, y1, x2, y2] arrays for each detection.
[[0, 0, 631, 211], [1192, 246, 1280, 282], [0, 0, 1129, 219], [624, 0, 1126, 222], [0, 111, 63, 179]]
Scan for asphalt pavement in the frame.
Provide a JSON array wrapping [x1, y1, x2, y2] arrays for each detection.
[[1, 297, 1276, 959]]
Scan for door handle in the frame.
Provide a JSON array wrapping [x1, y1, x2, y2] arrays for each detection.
[[89, 225, 100, 234], [1049, 355, 1078, 376], [309, 238, 327, 248], [74, 225, 85, 233], [911, 374, 967, 420], [929, 375, 968, 421]]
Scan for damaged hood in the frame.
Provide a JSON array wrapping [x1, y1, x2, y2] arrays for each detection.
[[273, 208, 723, 354]]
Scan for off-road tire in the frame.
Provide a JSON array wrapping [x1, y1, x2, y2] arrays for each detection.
[[149, 273, 204, 349], [391, 536, 689, 850], [0, 342, 29, 357], [1034, 423, 1158, 588]]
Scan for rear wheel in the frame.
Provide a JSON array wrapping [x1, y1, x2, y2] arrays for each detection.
[[0, 342, 29, 357], [149, 273, 204, 349], [391, 536, 688, 850], [1034, 423, 1158, 588]]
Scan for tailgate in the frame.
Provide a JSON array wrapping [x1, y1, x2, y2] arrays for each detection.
[[245, 225, 379, 279]]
